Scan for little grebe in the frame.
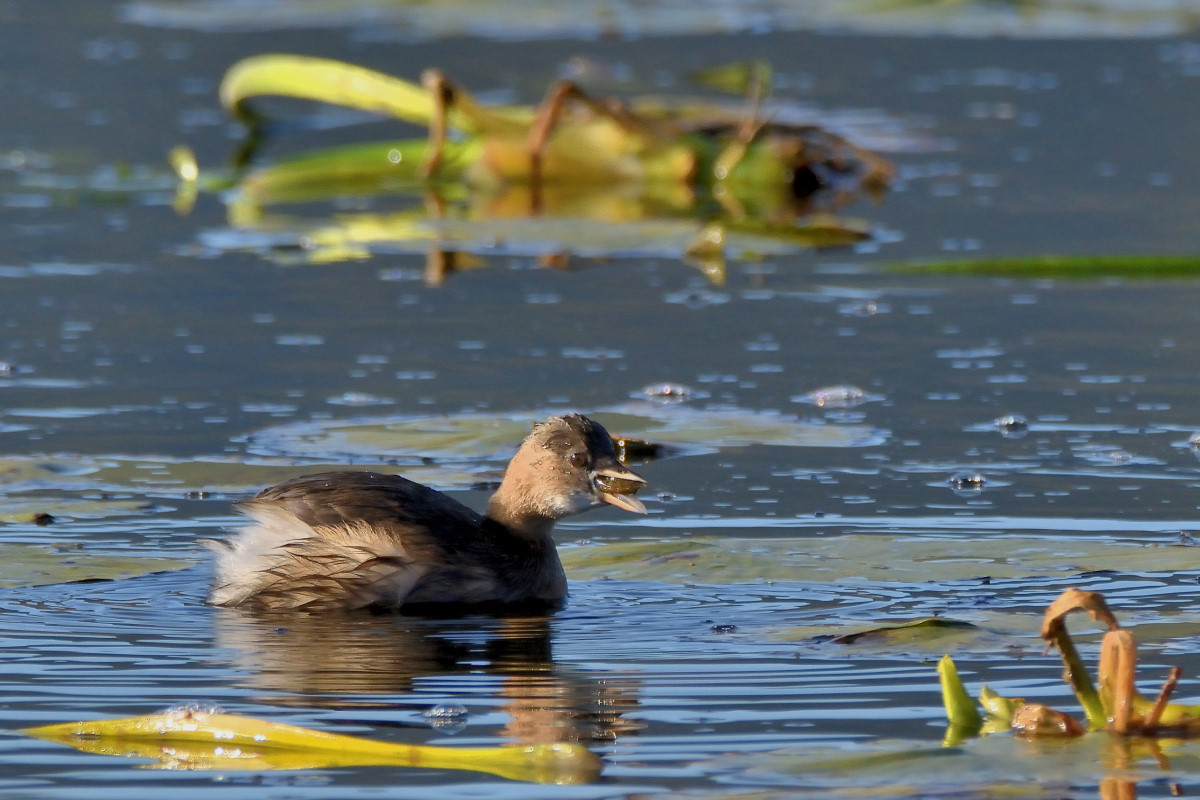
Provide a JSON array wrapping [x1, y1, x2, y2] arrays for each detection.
[[206, 414, 646, 611]]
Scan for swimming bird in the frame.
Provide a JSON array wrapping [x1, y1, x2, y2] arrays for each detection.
[[206, 414, 647, 612]]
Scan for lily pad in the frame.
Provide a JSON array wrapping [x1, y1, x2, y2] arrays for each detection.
[[772, 609, 1058, 658], [0, 456, 107, 486], [832, 618, 986, 647], [0, 454, 485, 505], [245, 403, 886, 464], [742, 617, 1025, 658], [0, 457, 154, 521], [0, 544, 195, 588], [560, 533, 1200, 584], [83, 456, 480, 496], [0, 496, 157, 523], [600, 402, 886, 449]]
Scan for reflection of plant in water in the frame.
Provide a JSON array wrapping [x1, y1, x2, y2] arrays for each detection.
[[174, 55, 894, 279]]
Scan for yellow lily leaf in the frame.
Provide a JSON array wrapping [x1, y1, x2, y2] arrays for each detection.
[[26, 709, 602, 784]]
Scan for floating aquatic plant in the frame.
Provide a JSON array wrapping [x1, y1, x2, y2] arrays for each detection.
[[940, 587, 1200, 742], [216, 54, 892, 195], [895, 255, 1200, 279], [25, 707, 602, 783], [172, 56, 892, 274]]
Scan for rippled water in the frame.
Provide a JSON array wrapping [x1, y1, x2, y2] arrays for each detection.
[[4, 1, 1200, 797]]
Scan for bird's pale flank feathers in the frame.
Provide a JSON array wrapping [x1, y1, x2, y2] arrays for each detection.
[[205, 506, 429, 609]]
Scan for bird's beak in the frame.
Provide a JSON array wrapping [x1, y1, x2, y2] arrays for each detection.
[[591, 461, 648, 514]]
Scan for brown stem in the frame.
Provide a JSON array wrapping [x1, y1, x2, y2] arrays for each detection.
[[1145, 666, 1182, 733], [420, 69, 452, 177]]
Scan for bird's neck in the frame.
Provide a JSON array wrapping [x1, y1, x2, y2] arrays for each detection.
[[485, 485, 555, 541]]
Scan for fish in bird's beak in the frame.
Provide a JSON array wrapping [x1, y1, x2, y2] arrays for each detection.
[[591, 461, 648, 514]]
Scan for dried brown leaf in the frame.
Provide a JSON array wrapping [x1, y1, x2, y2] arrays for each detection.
[[1011, 704, 1085, 738], [1040, 587, 1121, 643]]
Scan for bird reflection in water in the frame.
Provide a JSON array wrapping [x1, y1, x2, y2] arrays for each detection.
[[212, 609, 643, 746]]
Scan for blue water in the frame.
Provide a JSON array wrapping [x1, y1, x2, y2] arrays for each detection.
[[4, 1, 1200, 797]]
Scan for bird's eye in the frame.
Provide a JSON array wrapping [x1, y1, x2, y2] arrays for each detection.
[[569, 452, 588, 469]]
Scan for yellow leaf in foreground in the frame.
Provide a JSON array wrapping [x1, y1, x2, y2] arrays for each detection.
[[26, 709, 601, 784]]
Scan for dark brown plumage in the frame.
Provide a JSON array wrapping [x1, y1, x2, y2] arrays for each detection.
[[206, 414, 646, 612]]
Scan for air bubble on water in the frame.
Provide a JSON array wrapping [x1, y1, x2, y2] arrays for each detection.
[[639, 382, 699, 403], [562, 347, 623, 360], [949, 471, 986, 493], [994, 413, 1029, 437], [162, 701, 226, 717], [792, 385, 880, 408], [1073, 444, 1156, 466], [328, 392, 395, 407], [423, 704, 469, 733], [275, 334, 325, 346], [839, 300, 888, 317]]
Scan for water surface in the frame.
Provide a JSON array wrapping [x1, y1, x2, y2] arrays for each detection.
[[3, 1, 1200, 797]]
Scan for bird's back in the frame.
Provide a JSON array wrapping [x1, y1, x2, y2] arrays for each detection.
[[244, 471, 483, 537], [208, 471, 562, 611]]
